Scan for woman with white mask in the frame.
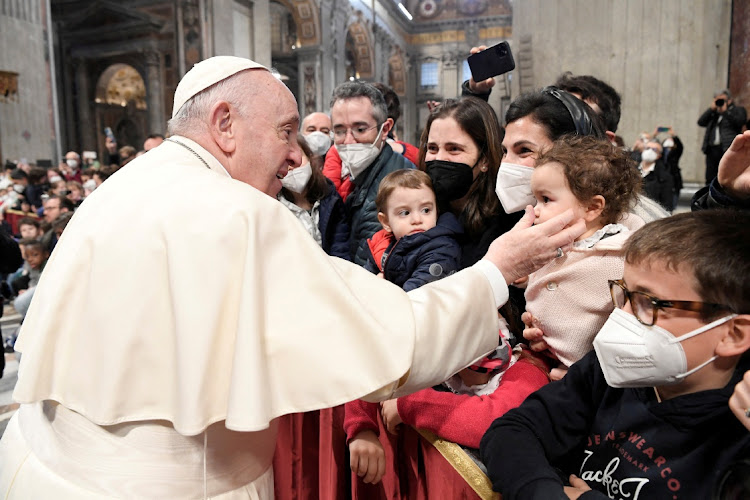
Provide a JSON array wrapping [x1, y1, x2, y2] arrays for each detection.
[[277, 136, 350, 259], [638, 140, 675, 211], [497, 87, 607, 215]]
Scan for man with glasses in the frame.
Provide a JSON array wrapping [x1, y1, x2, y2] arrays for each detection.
[[481, 209, 750, 499], [329, 82, 414, 266]]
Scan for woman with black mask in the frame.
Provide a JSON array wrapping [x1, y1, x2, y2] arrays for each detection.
[[419, 97, 515, 269]]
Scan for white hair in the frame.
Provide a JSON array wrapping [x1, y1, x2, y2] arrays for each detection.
[[167, 71, 255, 137]]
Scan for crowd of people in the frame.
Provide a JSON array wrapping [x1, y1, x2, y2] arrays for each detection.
[[0, 51, 748, 500], [0, 129, 165, 355]]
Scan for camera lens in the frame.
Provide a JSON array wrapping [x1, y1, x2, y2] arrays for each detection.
[[715, 99, 725, 107]]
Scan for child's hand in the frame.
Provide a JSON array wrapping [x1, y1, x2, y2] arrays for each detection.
[[550, 366, 569, 381], [381, 399, 402, 435], [513, 276, 528, 286], [349, 430, 386, 484], [522, 312, 550, 353], [564, 474, 591, 499]]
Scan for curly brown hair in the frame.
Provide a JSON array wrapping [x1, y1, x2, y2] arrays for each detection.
[[535, 135, 641, 224]]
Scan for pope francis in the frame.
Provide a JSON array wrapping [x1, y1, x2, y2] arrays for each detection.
[[0, 57, 584, 498]]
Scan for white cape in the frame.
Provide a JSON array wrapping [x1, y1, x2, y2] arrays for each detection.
[[13, 137, 500, 436]]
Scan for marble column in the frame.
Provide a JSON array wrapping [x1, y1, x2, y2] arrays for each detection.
[[74, 58, 95, 152], [144, 51, 165, 135], [296, 46, 322, 117]]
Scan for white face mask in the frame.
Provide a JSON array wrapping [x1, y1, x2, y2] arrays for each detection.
[[281, 162, 312, 193], [304, 131, 332, 157], [13, 184, 25, 193], [641, 149, 658, 164], [49, 175, 63, 183], [495, 162, 536, 213], [593, 308, 737, 388], [66, 159, 79, 170], [662, 138, 674, 149], [335, 124, 384, 180]]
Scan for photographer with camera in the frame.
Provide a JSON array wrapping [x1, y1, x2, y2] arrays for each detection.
[[698, 89, 746, 185]]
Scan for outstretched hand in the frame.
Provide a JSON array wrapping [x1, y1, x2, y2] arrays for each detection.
[[717, 131, 750, 200], [484, 207, 586, 284], [468, 46, 496, 94]]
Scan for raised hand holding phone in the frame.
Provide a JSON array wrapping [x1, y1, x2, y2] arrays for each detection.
[[467, 46, 495, 94], [467, 41, 515, 91]]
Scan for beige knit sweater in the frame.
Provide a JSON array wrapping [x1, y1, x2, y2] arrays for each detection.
[[524, 225, 631, 367]]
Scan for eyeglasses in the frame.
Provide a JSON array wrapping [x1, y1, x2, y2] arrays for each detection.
[[608, 279, 729, 326], [332, 124, 378, 141]]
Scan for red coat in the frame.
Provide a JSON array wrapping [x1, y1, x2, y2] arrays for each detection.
[[344, 356, 549, 449], [397, 357, 549, 449]]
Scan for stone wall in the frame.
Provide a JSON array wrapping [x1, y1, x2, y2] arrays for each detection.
[[0, 0, 55, 164], [512, 0, 733, 184]]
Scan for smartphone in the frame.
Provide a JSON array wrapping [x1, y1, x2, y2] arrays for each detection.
[[657, 126, 670, 133], [467, 41, 515, 82], [104, 127, 115, 142]]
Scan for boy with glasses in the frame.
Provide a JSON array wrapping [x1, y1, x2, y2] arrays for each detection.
[[481, 209, 750, 499]]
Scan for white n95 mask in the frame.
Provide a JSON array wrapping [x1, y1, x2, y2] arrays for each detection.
[[281, 162, 312, 193], [593, 308, 737, 388], [304, 131, 332, 157], [640, 149, 658, 164], [335, 124, 384, 180], [495, 162, 535, 213]]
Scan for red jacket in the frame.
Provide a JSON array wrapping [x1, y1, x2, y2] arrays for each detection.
[[343, 356, 549, 448]]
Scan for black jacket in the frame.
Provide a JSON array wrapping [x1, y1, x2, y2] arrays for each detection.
[[641, 160, 674, 211], [364, 212, 462, 292], [480, 351, 750, 500], [662, 136, 683, 193], [698, 103, 747, 153], [318, 180, 350, 260]]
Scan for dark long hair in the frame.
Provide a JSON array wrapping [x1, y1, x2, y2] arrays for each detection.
[[417, 97, 503, 237], [505, 90, 606, 141]]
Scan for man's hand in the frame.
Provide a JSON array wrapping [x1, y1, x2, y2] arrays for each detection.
[[483, 207, 586, 284], [717, 130, 750, 200], [467, 46, 496, 94], [564, 474, 592, 499], [349, 430, 386, 484], [381, 399, 402, 435]]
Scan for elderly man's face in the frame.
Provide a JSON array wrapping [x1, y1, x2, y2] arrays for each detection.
[[302, 112, 332, 135], [228, 71, 302, 196]]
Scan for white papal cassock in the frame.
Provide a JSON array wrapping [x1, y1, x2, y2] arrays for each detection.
[[0, 137, 507, 498]]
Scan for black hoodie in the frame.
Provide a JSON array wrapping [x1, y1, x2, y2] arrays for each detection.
[[480, 350, 750, 500]]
